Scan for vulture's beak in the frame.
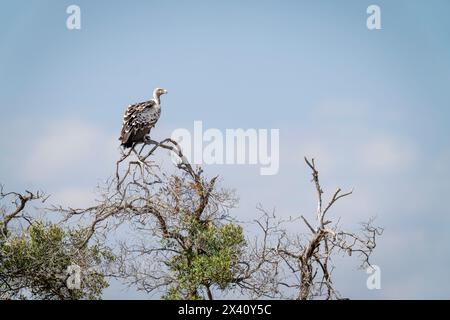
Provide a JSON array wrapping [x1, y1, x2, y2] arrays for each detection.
[[163, 89, 168, 94]]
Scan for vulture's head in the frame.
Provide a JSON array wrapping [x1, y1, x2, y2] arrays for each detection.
[[153, 87, 168, 100]]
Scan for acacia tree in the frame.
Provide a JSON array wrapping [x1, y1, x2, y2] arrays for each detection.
[[54, 139, 278, 300], [1, 138, 382, 300], [0, 187, 113, 299]]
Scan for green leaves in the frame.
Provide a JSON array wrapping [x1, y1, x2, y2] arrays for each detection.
[[0, 222, 113, 300], [165, 218, 246, 299]]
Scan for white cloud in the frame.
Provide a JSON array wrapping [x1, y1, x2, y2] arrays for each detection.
[[313, 99, 370, 119], [361, 136, 417, 172], [23, 119, 118, 183], [49, 186, 96, 208]]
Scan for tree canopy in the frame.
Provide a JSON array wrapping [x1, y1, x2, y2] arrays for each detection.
[[0, 139, 382, 300]]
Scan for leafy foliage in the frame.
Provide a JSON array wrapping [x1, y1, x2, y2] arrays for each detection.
[[164, 219, 245, 299], [0, 142, 382, 301], [0, 221, 114, 299]]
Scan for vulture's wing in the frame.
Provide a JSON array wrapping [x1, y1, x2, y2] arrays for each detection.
[[119, 100, 156, 147]]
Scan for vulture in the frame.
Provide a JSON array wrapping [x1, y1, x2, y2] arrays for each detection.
[[119, 87, 168, 148]]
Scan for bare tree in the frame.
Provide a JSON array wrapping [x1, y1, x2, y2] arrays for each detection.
[[52, 141, 382, 300], [53, 139, 278, 299], [2, 137, 382, 300], [269, 157, 383, 300], [0, 187, 45, 238], [0, 186, 112, 300]]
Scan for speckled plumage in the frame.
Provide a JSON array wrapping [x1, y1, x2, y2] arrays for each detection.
[[119, 88, 167, 148]]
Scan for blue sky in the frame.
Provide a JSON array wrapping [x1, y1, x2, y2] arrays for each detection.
[[1, 0, 450, 299]]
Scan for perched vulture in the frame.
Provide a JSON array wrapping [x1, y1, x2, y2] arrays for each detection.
[[119, 87, 168, 148]]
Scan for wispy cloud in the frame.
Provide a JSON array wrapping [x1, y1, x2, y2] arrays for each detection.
[[360, 135, 417, 173], [23, 119, 118, 184], [50, 186, 97, 208]]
